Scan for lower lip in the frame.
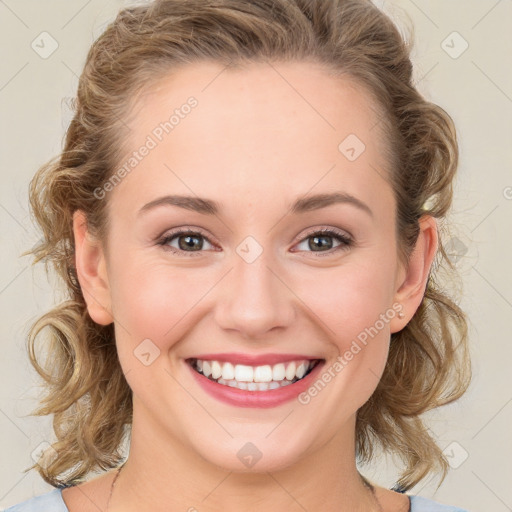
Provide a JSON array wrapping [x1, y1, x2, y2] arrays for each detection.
[[186, 359, 326, 408]]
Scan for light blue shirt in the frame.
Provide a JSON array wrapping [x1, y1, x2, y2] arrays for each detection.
[[4, 488, 470, 511]]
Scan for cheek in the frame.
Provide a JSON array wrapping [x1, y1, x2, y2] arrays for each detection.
[[298, 258, 395, 406], [305, 258, 395, 342], [108, 258, 199, 352], [109, 261, 204, 409]]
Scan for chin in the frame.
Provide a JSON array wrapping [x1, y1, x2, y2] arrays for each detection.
[[190, 433, 312, 474]]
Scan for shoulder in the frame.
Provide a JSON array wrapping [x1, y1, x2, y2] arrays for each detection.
[[409, 495, 470, 512], [3, 488, 69, 512]]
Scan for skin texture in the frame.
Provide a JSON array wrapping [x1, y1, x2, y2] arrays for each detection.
[[66, 61, 437, 512]]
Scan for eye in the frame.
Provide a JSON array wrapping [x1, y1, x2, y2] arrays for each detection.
[[157, 228, 215, 256], [293, 228, 353, 256], [157, 227, 353, 257]]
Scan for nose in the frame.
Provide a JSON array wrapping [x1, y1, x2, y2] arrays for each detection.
[[214, 244, 296, 339]]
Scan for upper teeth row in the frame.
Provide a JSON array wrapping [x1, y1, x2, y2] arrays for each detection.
[[194, 359, 316, 382]]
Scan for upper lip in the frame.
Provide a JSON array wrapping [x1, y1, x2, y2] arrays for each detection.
[[186, 353, 324, 366]]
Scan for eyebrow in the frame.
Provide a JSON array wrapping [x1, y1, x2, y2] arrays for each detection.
[[138, 192, 373, 218]]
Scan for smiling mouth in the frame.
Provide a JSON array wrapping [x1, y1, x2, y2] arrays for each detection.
[[186, 358, 323, 392]]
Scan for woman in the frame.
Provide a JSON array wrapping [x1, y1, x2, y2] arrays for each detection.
[[7, 0, 471, 510]]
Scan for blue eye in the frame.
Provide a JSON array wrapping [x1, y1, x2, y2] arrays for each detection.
[[157, 227, 353, 257]]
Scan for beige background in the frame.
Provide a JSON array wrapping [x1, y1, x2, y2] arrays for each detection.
[[0, 1, 511, 510]]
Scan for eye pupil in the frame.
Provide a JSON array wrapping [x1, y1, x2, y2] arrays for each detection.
[[310, 235, 333, 251], [179, 234, 203, 251]]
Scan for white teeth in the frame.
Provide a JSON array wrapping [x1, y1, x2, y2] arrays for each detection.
[[235, 364, 254, 382], [285, 361, 296, 380], [202, 360, 212, 378], [253, 365, 273, 383], [211, 361, 222, 380], [222, 362, 235, 380], [296, 362, 307, 379], [191, 358, 319, 391], [272, 363, 286, 381]]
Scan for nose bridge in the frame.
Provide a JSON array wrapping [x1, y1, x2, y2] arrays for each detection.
[[215, 235, 295, 337]]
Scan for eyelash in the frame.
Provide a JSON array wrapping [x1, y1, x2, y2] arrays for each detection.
[[156, 227, 353, 257]]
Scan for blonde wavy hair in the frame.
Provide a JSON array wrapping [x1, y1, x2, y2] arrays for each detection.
[[23, 0, 471, 492]]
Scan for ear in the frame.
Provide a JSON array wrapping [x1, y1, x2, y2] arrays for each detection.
[[72, 210, 113, 325], [390, 215, 438, 333]]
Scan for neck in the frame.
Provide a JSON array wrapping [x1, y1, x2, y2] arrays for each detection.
[[110, 398, 381, 512]]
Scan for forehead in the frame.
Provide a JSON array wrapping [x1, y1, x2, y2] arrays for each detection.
[[109, 60, 393, 218]]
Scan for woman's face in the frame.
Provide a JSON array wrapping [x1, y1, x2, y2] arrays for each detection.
[[79, 61, 426, 473]]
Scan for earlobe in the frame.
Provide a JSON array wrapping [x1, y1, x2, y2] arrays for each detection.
[[390, 215, 438, 333], [72, 210, 114, 326]]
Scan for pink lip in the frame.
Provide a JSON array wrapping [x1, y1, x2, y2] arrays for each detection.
[[185, 359, 326, 408], [186, 352, 322, 366]]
